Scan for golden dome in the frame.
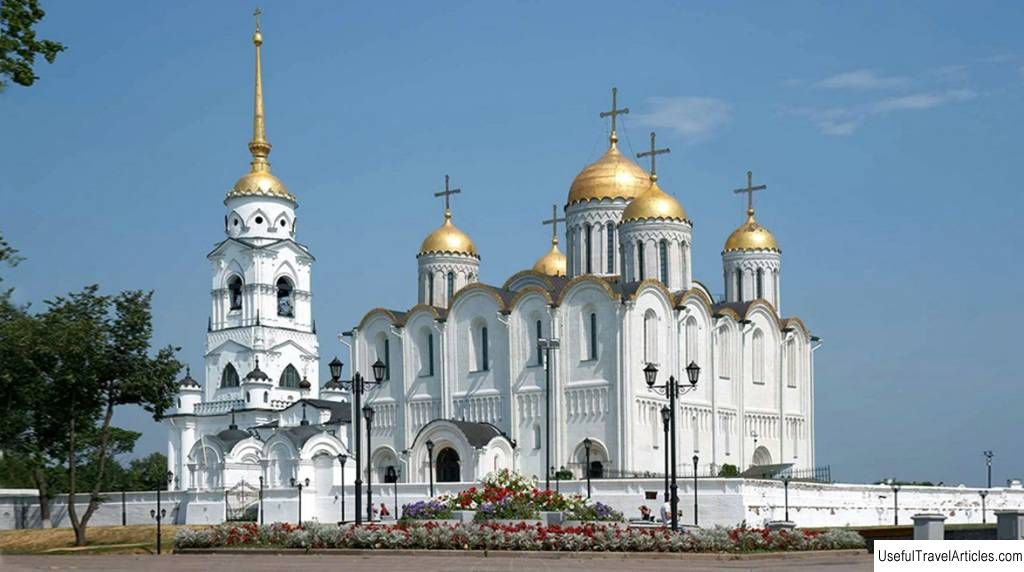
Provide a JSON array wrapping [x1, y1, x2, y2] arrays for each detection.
[[567, 140, 651, 207], [532, 240, 567, 276], [419, 211, 479, 258], [724, 209, 780, 252], [622, 179, 688, 223], [228, 169, 295, 202]]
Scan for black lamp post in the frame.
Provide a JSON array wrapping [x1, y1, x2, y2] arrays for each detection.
[[886, 479, 901, 526], [425, 440, 436, 498], [661, 406, 671, 503], [150, 470, 173, 555], [121, 489, 127, 526], [363, 404, 376, 522], [258, 475, 264, 526], [692, 452, 699, 526], [290, 477, 309, 524], [331, 356, 387, 526], [583, 438, 593, 499], [538, 337, 560, 491], [984, 450, 994, 489], [781, 475, 791, 522], [337, 453, 348, 524], [643, 361, 701, 531], [980, 489, 989, 524], [385, 465, 400, 519]]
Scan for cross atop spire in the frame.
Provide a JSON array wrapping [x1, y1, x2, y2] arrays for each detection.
[[733, 170, 768, 216], [433, 174, 462, 218], [541, 204, 566, 245], [599, 87, 630, 145], [636, 131, 670, 181], [248, 7, 271, 173]]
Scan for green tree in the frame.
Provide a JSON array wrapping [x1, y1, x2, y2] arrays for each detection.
[[32, 286, 180, 545], [123, 452, 169, 491], [0, 0, 65, 90]]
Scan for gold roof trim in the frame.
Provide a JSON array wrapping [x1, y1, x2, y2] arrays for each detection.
[[554, 275, 618, 306]]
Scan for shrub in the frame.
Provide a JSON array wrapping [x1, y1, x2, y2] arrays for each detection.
[[718, 464, 739, 477]]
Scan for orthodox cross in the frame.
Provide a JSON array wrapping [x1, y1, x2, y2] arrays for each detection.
[[253, 7, 262, 31], [636, 131, 670, 180], [433, 174, 461, 213], [541, 204, 566, 242], [733, 170, 767, 213], [599, 87, 630, 136]]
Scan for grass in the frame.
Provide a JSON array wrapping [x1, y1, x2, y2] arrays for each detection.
[[0, 524, 191, 554]]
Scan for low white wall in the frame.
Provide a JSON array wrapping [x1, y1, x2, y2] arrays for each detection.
[[3, 480, 1021, 530]]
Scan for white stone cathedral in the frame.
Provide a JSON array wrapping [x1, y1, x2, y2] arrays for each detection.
[[167, 20, 818, 496]]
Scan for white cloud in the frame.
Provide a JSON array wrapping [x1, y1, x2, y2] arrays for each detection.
[[817, 69, 910, 90], [633, 96, 731, 142], [787, 89, 977, 136], [871, 89, 976, 113]]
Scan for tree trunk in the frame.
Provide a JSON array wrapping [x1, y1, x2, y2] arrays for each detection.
[[73, 400, 116, 546], [31, 467, 51, 528]]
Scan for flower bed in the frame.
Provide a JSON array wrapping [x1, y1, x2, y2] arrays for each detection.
[[173, 521, 865, 553], [402, 469, 624, 524]]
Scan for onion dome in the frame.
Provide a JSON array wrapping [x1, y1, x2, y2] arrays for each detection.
[[419, 210, 479, 258], [567, 137, 650, 207], [178, 366, 201, 389], [622, 179, 688, 223], [724, 208, 780, 253], [532, 240, 567, 276], [225, 18, 296, 204], [299, 375, 312, 390], [217, 410, 250, 448], [244, 357, 271, 383]]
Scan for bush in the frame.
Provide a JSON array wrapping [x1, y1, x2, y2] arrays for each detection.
[[718, 464, 740, 477], [172, 522, 865, 553]]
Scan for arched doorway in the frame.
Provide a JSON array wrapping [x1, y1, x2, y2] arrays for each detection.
[[752, 445, 772, 466], [436, 447, 461, 482]]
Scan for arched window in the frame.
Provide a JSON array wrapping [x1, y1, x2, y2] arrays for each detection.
[[637, 241, 645, 281], [685, 317, 699, 366], [227, 276, 243, 311], [643, 310, 658, 363], [427, 272, 434, 305], [787, 340, 797, 388], [481, 326, 489, 371], [589, 312, 598, 360], [752, 330, 765, 384], [659, 240, 669, 284], [756, 268, 764, 299], [533, 424, 542, 449], [584, 223, 593, 274], [380, 337, 391, 380], [535, 319, 543, 365], [447, 272, 455, 303], [717, 327, 730, 378], [263, 391, 268, 403], [276, 277, 294, 317], [735, 270, 743, 300], [280, 364, 301, 388], [221, 363, 240, 388], [606, 222, 615, 274], [421, 332, 434, 376]]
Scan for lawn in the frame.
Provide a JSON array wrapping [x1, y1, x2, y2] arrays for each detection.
[[0, 524, 190, 554]]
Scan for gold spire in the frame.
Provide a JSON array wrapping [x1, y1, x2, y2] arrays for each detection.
[[724, 171, 779, 252], [533, 204, 567, 276], [226, 8, 295, 203], [567, 88, 648, 206]]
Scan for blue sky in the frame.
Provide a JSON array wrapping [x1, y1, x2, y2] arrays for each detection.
[[2, 1, 1022, 486]]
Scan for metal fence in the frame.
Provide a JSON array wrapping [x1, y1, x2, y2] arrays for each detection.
[[574, 465, 833, 483]]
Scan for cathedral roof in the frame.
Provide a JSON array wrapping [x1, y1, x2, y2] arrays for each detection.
[[412, 419, 509, 449], [532, 240, 567, 277], [723, 209, 779, 253], [281, 424, 323, 448], [567, 139, 650, 207], [216, 426, 251, 450], [178, 367, 201, 389]]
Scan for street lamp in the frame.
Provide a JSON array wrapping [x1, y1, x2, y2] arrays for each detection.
[[692, 451, 699, 526], [150, 470, 173, 555], [425, 440, 436, 498], [781, 475, 791, 522], [980, 490, 989, 524], [385, 465, 401, 519], [643, 361, 700, 531], [363, 405, 376, 522], [337, 453, 348, 524], [886, 478, 901, 526], [332, 356, 388, 525], [258, 475, 264, 526], [583, 438, 593, 499], [661, 406, 671, 503], [984, 451, 994, 489], [290, 477, 309, 524], [538, 337, 560, 491]]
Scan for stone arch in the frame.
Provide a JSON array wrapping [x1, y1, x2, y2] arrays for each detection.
[[752, 445, 772, 466], [572, 438, 610, 479]]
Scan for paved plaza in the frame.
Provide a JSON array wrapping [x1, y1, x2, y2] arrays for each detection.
[[0, 551, 871, 572]]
